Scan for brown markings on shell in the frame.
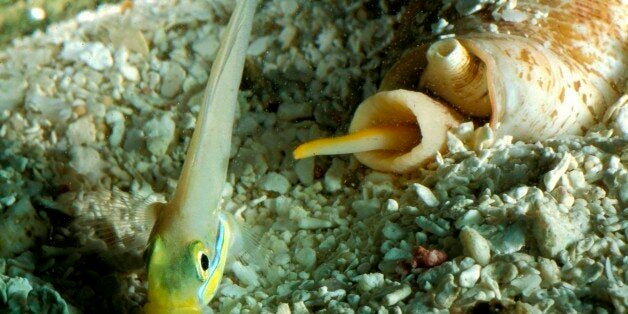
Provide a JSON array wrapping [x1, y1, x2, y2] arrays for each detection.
[[508, 1, 626, 96], [529, 4, 613, 68]]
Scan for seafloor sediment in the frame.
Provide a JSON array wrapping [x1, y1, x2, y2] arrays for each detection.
[[0, 0, 626, 313]]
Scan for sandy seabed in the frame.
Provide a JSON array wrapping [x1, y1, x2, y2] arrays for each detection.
[[0, 0, 626, 313]]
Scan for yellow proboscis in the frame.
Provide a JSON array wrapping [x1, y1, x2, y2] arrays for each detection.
[[293, 125, 420, 159]]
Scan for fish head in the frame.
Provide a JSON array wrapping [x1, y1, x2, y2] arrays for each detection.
[[144, 217, 230, 313]]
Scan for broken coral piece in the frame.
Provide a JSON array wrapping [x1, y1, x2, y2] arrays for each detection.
[[411, 246, 448, 268]]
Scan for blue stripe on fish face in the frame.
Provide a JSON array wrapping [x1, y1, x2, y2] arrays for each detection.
[[209, 221, 225, 275], [197, 218, 227, 303]]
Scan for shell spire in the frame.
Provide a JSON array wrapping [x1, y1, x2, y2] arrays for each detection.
[[419, 38, 491, 118]]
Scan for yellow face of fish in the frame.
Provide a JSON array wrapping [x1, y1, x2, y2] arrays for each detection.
[[144, 218, 231, 313]]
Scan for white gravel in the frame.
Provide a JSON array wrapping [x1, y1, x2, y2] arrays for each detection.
[[0, 0, 626, 313]]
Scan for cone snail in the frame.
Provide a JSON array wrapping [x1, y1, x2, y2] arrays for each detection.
[[294, 0, 627, 173]]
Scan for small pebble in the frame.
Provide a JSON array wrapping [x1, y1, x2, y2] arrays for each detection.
[[383, 285, 411, 306], [385, 199, 399, 212], [66, 117, 96, 145], [0, 198, 47, 256], [105, 110, 126, 146], [416, 216, 448, 236], [259, 172, 291, 194], [220, 283, 248, 298], [192, 34, 219, 60], [460, 227, 491, 266], [160, 61, 186, 98], [247, 36, 273, 56], [298, 217, 332, 229], [384, 248, 411, 261], [455, 210, 484, 228], [69, 146, 103, 178], [292, 301, 308, 314], [434, 274, 459, 308], [0, 76, 27, 111], [324, 159, 346, 193], [412, 183, 439, 207], [356, 273, 384, 292], [347, 294, 360, 307], [295, 247, 316, 268], [144, 113, 176, 156], [382, 221, 405, 241], [473, 125, 494, 151], [60, 41, 113, 71], [459, 265, 481, 288], [276, 303, 291, 314], [294, 158, 314, 186], [531, 200, 583, 257], [509, 274, 542, 296], [231, 260, 259, 287], [538, 258, 560, 286], [543, 153, 572, 191]]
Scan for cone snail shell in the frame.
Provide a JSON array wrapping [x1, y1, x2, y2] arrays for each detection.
[[294, 0, 627, 173]]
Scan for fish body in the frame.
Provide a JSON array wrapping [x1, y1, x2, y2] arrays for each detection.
[[143, 0, 257, 312]]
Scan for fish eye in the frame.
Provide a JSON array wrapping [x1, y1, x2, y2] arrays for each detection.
[[196, 250, 210, 280], [192, 240, 212, 281], [200, 252, 209, 271]]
